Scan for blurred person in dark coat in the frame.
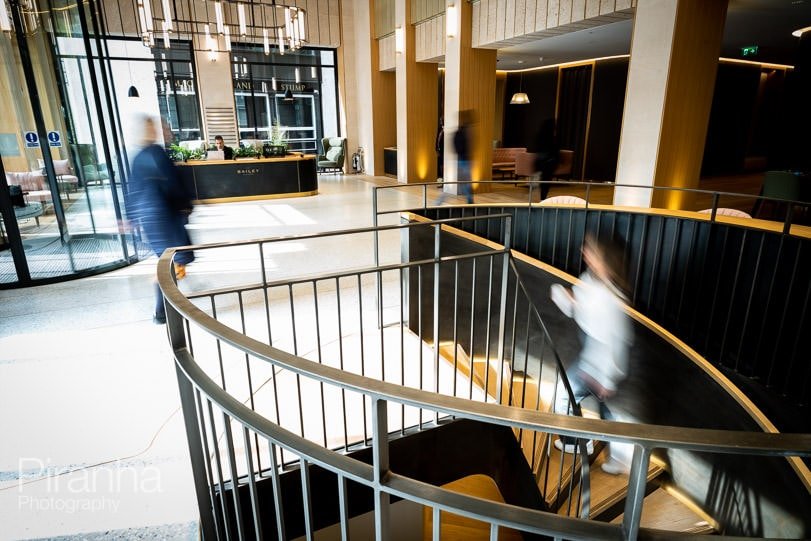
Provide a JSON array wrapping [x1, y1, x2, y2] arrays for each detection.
[[127, 115, 194, 324], [528, 118, 560, 200]]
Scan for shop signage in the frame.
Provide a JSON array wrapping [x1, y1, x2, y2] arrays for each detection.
[[24, 131, 39, 148], [233, 80, 307, 93]]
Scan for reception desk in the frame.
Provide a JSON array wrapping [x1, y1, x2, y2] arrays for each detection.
[[177, 154, 318, 203]]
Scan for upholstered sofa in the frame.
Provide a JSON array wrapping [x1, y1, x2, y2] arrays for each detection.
[[36, 159, 80, 193], [318, 137, 347, 173], [491, 147, 526, 178], [5, 171, 53, 204]]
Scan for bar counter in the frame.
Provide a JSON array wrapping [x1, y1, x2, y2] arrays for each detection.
[[177, 153, 318, 203]]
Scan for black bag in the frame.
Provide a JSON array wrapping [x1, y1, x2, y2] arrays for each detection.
[[9, 185, 26, 207]]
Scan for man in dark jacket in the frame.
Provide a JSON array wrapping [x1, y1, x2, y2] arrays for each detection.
[[128, 116, 194, 324]]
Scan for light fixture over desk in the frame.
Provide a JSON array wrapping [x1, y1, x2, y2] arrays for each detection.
[[136, 0, 307, 56]]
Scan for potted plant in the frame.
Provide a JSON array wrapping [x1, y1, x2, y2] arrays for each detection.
[[265, 121, 287, 157], [235, 144, 259, 159]]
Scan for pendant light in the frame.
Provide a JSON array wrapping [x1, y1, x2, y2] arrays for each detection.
[[510, 73, 530, 105], [283, 88, 294, 101], [128, 86, 140, 98]]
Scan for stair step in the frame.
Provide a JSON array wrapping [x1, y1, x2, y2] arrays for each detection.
[[610, 484, 718, 534]]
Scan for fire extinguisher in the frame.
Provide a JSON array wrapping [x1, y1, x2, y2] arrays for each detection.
[[352, 147, 365, 174]]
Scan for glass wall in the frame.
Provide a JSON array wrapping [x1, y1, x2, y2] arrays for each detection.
[[0, 0, 144, 287], [232, 45, 339, 153]]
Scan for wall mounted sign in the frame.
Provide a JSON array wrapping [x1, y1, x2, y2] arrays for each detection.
[[47, 131, 62, 147], [23, 131, 39, 148]]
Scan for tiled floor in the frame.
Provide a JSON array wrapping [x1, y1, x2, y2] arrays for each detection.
[[0, 174, 428, 541]]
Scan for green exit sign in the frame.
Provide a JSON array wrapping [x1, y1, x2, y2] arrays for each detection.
[[741, 45, 759, 57]]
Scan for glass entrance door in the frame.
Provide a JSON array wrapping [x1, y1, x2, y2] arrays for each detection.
[[0, 0, 136, 286]]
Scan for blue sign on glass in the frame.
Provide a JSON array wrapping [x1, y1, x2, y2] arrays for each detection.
[[47, 131, 62, 147], [24, 131, 39, 148]]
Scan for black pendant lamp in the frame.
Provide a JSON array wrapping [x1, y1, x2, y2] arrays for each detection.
[[128, 85, 140, 98], [283, 88, 294, 102]]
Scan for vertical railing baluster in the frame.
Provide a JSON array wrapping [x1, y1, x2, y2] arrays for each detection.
[[210, 296, 227, 391], [767, 243, 802, 387], [207, 401, 232, 540], [287, 283, 306, 441], [433, 224, 442, 422], [222, 413, 245, 540], [338, 474, 350, 541], [399, 267, 406, 435], [195, 390, 224, 540], [432, 507, 441, 540], [677, 221, 699, 338], [721, 230, 749, 367], [171, 347, 217, 539], [242, 427, 263, 541], [786, 269, 811, 399], [452, 261, 460, 398], [268, 442, 286, 540], [622, 445, 652, 541], [489, 523, 499, 541], [379, 270, 386, 384], [357, 273, 369, 443], [752, 232, 783, 374], [469, 258, 477, 401], [483, 256, 495, 402], [372, 398, 390, 541], [237, 292, 262, 476], [301, 459, 314, 541], [336, 277, 350, 451], [495, 218, 512, 405], [313, 281, 328, 448], [418, 265, 424, 429]]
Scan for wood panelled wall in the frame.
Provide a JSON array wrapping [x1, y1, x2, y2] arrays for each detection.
[[411, 0, 444, 24], [470, 0, 635, 48], [415, 14, 446, 63], [102, 0, 341, 48], [374, 0, 395, 38]]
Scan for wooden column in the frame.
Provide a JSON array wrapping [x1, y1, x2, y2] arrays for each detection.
[[395, 0, 439, 183], [443, 0, 496, 193], [614, 0, 728, 209]]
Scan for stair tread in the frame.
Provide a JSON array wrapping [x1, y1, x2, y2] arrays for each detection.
[[610, 487, 716, 533]]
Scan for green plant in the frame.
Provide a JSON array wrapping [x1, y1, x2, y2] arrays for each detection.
[[270, 121, 287, 147], [235, 145, 259, 158]]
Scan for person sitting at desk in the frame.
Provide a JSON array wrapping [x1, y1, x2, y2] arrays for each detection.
[[214, 135, 234, 160]]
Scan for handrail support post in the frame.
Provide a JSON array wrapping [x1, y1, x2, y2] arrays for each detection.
[[622, 444, 651, 541], [372, 398, 390, 541]]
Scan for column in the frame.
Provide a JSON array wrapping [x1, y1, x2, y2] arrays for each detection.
[[443, 0, 496, 194], [194, 35, 238, 147], [614, 0, 728, 209], [394, 0, 439, 183]]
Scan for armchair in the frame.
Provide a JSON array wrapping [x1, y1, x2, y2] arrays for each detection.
[[318, 137, 347, 173], [73, 143, 110, 185]]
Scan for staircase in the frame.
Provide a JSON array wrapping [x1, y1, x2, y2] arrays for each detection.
[[432, 345, 722, 538]]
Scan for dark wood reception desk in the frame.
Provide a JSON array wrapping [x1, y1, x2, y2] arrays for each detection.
[[177, 154, 318, 203]]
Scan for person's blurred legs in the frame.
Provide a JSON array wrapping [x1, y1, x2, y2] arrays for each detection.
[[153, 282, 166, 324]]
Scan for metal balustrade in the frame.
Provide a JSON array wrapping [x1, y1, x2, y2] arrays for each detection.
[[161, 213, 811, 541], [372, 180, 811, 417]]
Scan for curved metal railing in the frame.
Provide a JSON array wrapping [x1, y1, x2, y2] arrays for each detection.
[[160, 214, 811, 541]]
